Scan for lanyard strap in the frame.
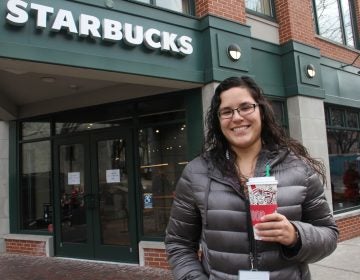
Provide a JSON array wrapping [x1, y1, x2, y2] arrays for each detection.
[[245, 198, 258, 271]]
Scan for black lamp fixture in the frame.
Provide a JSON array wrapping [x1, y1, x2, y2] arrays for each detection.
[[227, 44, 241, 61], [305, 64, 316, 78]]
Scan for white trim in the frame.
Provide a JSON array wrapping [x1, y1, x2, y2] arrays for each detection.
[[138, 241, 165, 266], [334, 209, 360, 220]]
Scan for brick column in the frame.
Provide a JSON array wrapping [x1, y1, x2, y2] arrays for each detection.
[[195, 0, 246, 23], [0, 121, 9, 252], [275, 0, 316, 46]]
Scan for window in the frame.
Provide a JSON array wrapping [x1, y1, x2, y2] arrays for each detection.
[[325, 105, 360, 214], [20, 141, 51, 230], [313, 0, 356, 47], [139, 113, 187, 237], [245, 0, 274, 17], [132, 0, 194, 15], [20, 121, 52, 231]]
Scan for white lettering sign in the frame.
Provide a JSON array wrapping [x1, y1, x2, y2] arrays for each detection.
[[5, 0, 193, 56]]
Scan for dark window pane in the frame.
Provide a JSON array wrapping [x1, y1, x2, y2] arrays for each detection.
[[139, 120, 187, 236], [341, 0, 355, 47], [270, 100, 286, 127], [22, 122, 50, 140], [330, 108, 345, 127], [346, 111, 358, 128], [20, 141, 51, 231]]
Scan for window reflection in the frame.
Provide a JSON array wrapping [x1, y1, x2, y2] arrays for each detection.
[[245, 0, 273, 17], [22, 122, 50, 140], [133, 0, 192, 15], [21, 141, 51, 230], [326, 105, 360, 213], [139, 119, 187, 236], [314, 0, 355, 47]]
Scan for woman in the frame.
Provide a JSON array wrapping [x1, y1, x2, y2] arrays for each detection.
[[165, 76, 338, 280]]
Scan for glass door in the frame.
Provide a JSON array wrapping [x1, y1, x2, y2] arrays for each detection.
[[54, 135, 92, 258], [91, 131, 138, 262], [54, 130, 137, 262]]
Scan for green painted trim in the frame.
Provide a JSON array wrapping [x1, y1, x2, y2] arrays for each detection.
[[0, 42, 204, 83], [199, 15, 251, 37], [251, 39, 280, 55], [325, 94, 360, 108], [9, 121, 18, 233], [281, 40, 321, 57]]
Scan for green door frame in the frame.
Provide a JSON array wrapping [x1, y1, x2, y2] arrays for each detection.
[[53, 129, 138, 262]]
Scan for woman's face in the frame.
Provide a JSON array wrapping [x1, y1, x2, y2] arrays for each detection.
[[218, 86, 262, 153]]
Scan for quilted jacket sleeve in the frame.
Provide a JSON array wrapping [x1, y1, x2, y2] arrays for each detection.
[[282, 168, 339, 263], [165, 163, 208, 280]]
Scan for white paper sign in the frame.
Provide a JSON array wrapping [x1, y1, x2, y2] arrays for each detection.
[[106, 169, 121, 183], [68, 172, 80, 185]]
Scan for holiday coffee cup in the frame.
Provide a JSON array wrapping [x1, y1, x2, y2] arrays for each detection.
[[246, 176, 278, 240]]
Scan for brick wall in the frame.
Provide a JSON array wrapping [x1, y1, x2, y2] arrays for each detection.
[[195, 0, 246, 24], [143, 248, 170, 269], [274, 0, 360, 67], [336, 215, 360, 242], [5, 239, 46, 256]]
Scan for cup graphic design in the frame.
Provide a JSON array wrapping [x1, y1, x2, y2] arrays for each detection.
[[246, 176, 278, 240]]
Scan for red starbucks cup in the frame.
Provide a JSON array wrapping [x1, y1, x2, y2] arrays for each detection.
[[246, 176, 278, 240]]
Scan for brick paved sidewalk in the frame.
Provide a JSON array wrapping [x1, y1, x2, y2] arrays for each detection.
[[0, 253, 174, 280]]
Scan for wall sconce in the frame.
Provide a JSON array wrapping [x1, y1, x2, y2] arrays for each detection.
[[305, 64, 316, 78], [227, 44, 241, 61]]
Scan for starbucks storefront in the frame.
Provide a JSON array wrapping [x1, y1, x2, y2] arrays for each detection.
[[1, 0, 205, 265]]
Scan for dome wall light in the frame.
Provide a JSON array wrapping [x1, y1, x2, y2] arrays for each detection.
[[305, 64, 316, 78], [227, 44, 241, 61]]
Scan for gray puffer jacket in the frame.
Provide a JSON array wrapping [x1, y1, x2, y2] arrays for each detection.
[[165, 148, 338, 280]]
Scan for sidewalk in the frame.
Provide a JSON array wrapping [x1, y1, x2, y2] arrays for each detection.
[[0, 254, 174, 280], [310, 236, 360, 280], [0, 237, 359, 280]]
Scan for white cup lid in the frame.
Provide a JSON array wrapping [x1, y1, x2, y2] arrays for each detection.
[[246, 176, 278, 184]]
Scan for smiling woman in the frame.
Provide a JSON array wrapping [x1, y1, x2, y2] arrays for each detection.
[[165, 76, 338, 280]]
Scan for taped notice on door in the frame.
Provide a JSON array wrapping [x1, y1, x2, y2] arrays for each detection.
[[68, 172, 80, 185], [106, 169, 120, 183]]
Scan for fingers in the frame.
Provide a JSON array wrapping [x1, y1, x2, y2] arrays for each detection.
[[254, 213, 297, 246]]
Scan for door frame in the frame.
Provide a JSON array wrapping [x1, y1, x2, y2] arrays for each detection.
[[53, 129, 138, 262]]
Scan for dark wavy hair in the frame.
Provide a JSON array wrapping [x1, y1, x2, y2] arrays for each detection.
[[203, 76, 326, 183]]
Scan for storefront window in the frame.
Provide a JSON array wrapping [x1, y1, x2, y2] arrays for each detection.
[[20, 141, 51, 230], [245, 0, 274, 17], [326, 105, 360, 213], [313, 0, 356, 47], [22, 121, 50, 140], [139, 113, 187, 237]]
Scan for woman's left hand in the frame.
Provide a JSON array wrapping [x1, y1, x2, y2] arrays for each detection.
[[254, 213, 298, 246]]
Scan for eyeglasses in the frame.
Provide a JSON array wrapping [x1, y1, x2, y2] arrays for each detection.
[[218, 103, 259, 119]]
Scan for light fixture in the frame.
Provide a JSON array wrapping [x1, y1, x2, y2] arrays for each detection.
[[305, 64, 316, 78], [227, 44, 241, 61]]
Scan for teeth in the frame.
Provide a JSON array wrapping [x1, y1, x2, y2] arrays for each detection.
[[233, 126, 248, 132]]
